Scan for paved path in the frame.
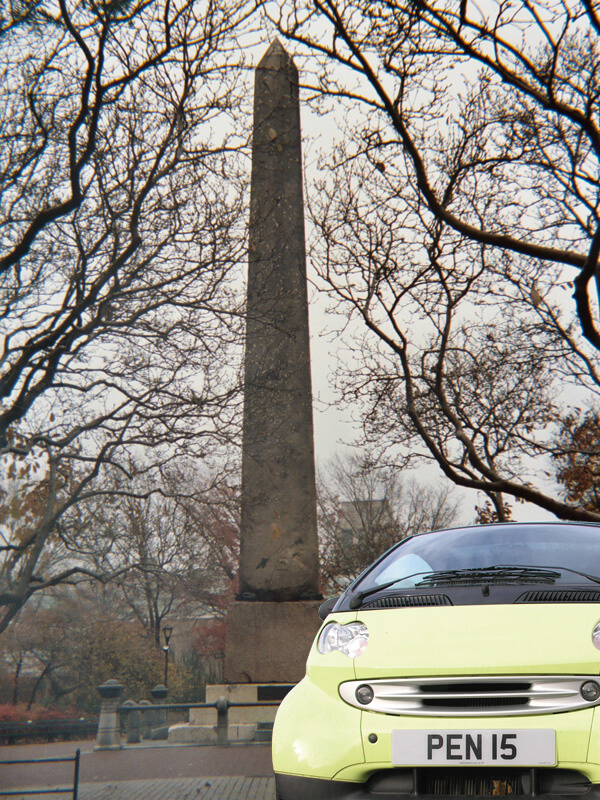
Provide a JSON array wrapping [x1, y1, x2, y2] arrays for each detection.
[[0, 741, 275, 800], [2, 776, 275, 800]]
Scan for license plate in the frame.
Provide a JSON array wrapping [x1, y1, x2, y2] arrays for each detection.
[[392, 729, 556, 766]]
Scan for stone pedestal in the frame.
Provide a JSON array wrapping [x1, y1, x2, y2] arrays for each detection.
[[168, 681, 297, 744], [167, 601, 321, 744], [95, 679, 124, 750], [224, 600, 321, 684]]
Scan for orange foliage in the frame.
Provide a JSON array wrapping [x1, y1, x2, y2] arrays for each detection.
[[554, 411, 600, 513], [192, 619, 227, 657]]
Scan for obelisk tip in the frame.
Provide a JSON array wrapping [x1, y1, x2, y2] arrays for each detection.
[[257, 38, 294, 70]]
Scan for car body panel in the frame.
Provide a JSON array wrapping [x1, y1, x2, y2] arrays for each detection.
[[587, 707, 600, 764], [352, 604, 600, 679], [271, 673, 365, 778]]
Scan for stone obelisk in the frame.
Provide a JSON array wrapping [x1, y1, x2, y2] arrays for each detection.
[[224, 40, 322, 684]]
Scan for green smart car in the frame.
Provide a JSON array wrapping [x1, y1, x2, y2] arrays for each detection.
[[272, 522, 600, 800]]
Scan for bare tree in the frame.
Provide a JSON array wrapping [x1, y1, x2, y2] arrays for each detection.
[[318, 453, 460, 591], [75, 484, 194, 646], [0, 0, 256, 632], [172, 468, 240, 612], [0, 593, 74, 708], [266, 0, 600, 520], [64, 463, 240, 641]]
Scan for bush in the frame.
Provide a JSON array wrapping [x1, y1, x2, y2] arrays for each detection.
[[0, 703, 77, 722], [70, 620, 164, 713]]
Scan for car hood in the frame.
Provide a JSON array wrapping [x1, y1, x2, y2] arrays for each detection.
[[352, 603, 600, 679]]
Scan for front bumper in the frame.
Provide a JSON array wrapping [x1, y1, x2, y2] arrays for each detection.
[[275, 768, 600, 800], [273, 678, 600, 798]]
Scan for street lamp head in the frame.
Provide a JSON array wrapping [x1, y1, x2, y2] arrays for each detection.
[[162, 626, 173, 689], [163, 625, 173, 646]]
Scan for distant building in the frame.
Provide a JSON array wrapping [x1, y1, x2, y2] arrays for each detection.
[[338, 498, 395, 548], [323, 498, 399, 591]]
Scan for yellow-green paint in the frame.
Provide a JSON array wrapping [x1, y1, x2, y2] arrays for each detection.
[[271, 674, 364, 778], [353, 604, 600, 678], [273, 603, 600, 782]]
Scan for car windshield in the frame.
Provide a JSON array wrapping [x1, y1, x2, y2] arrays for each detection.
[[353, 524, 600, 592]]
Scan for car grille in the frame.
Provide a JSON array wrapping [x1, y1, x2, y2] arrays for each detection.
[[516, 589, 600, 603], [363, 594, 452, 609], [339, 676, 600, 716], [366, 768, 591, 796], [423, 768, 521, 795]]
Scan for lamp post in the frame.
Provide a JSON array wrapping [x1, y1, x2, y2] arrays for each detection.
[[162, 625, 173, 688]]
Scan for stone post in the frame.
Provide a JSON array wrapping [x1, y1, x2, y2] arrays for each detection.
[[150, 684, 168, 740], [139, 699, 154, 740], [95, 680, 124, 750], [122, 699, 141, 744]]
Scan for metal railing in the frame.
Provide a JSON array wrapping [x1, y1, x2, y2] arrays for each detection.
[[119, 699, 280, 745], [0, 748, 80, 799], [95, 679, 290, 748]]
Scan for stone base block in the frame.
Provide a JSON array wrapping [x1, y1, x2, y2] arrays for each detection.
[[205, 682, 291, 702], [229, 723, 256, 742], [189, 706, 277, 725], [224, 601, 321, 683], [167, 723, 217, 745], [255, 721, 274, 742], [166, 722, 256, 744], [188, 707, 216, 725]]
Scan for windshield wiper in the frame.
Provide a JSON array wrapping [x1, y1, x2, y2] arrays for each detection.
[[348, 564, 600, 609], [416, 566, 562, 587], [348, 572, 431, 609], [523, 565, 600, 586]]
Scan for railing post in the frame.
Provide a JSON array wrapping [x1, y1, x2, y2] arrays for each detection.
[[122, 699, 141, 744], [72, 748, 80, 800], [95, 680, 124, 750], [216, 696, 228, 745]]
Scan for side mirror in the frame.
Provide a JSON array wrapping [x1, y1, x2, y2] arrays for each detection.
[[318, 596, 339, 620]]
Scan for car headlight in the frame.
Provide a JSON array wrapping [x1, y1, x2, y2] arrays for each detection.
[[317, 621, 369, 658], [593, 622, 600, 650]]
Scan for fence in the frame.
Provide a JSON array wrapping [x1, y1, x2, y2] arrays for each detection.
[[93, 679, 288, 748], [0, 748, 80, 800], [0, 721, 97, 746]]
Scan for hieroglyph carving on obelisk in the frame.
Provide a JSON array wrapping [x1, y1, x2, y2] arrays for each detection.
[[240, 39, 320, 602]]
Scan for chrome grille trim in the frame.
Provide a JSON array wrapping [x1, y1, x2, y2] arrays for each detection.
[[339, 676, 600, 716]]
